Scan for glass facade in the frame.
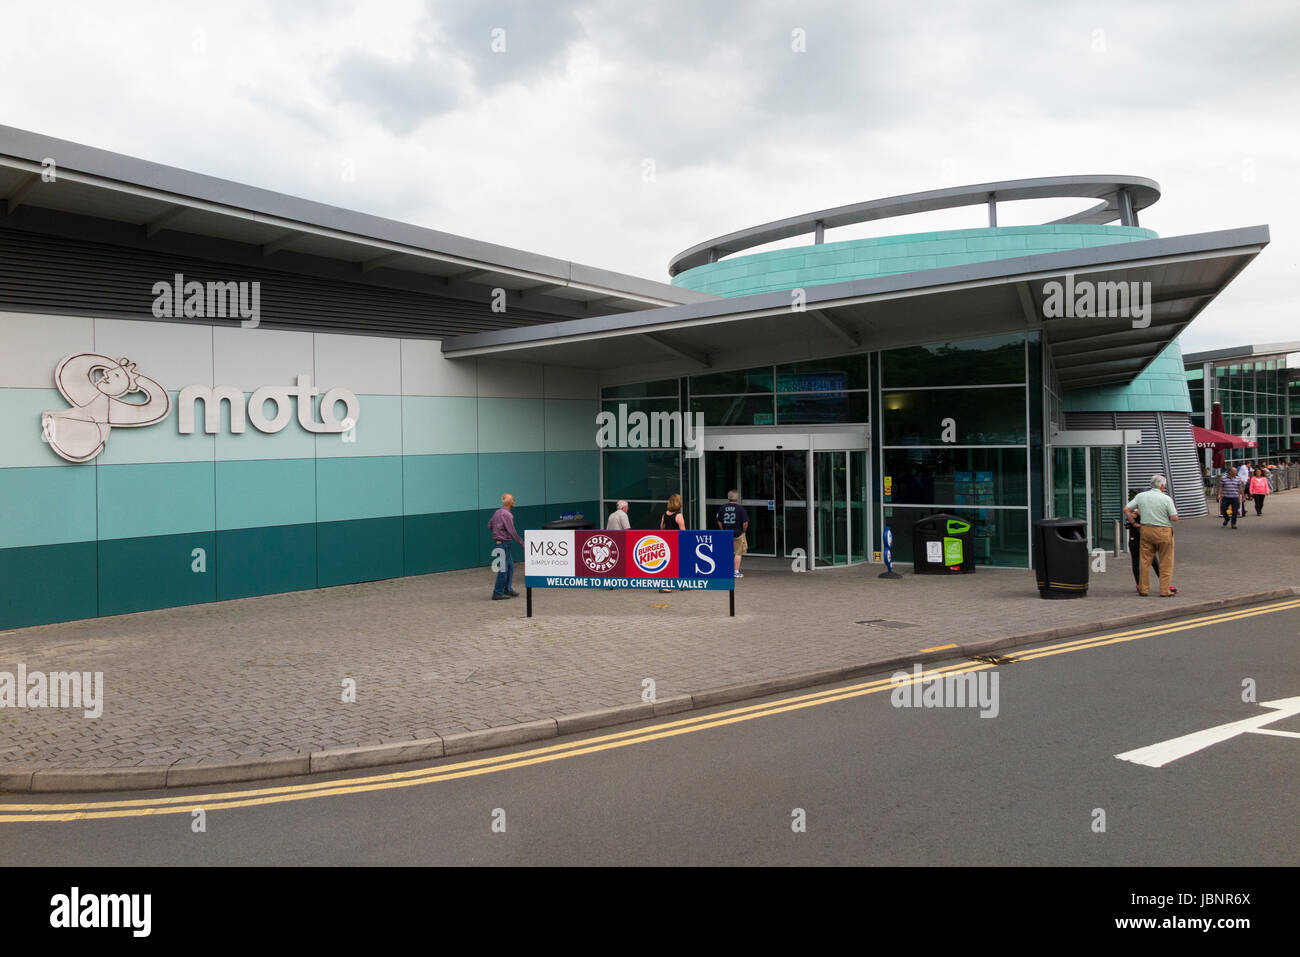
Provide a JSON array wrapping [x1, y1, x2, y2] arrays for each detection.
[[880, 332, 1031, 567], [1187, 354, 1297, 465], [602, 333, 1039, 567], [599, 379, 688, 530]]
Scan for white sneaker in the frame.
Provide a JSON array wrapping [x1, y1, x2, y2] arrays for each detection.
[[734, 571, 743, 578]]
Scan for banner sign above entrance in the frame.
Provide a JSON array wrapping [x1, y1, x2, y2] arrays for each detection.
[[524, 529, 734, 591]]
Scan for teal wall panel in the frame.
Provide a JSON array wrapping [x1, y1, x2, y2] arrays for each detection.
[[316, 455, 402, 523], [674, 225, 1159, 298], [0, 465, 97, 548], [0, 541, 98, 628], [0, 388, 71, 467], [403, 510, 481, 574], [1063, 339, 1194, 414], [98, 531, 217, 617], [402, 453, 478, 515], [402, 395, 478, 455], [216, 524, 318, 600], [214, 393, 318, 462], [215, 458, 317, 530], [314, 394, 402, 458], [478, 397, 546, 453], [317, 516, 403, 587], [544, 399, 599, 451], [96, 391, 216, 466], [477, 451, 546, 510], [545, 450, 599, 503], [0, 318, 614, 627], [96, 462, 216, 540]]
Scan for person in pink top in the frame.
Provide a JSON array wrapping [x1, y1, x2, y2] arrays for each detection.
[[1249, 468, 1271, 516]]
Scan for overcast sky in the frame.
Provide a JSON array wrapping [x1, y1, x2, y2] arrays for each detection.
[[2, 0, 1296, 355]]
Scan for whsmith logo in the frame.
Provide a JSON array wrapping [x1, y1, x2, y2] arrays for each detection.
[[1042, 273, 1152, 329], [41, 354, 359, 463]]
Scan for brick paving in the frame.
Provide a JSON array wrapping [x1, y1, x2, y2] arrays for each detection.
[[2, 490, 1297, 771]]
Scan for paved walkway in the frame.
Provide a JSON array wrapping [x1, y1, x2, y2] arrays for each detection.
[[2, 490, 1297, 781]]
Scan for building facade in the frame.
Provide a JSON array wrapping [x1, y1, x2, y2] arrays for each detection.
[[0, 129, 1271, 628], [1182, 342, 1300, 468]]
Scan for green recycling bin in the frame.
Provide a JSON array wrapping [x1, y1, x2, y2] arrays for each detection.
[[911, 513, 975, 574]]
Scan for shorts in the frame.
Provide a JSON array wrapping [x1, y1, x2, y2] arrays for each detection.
[[734, 534, 748, 556]]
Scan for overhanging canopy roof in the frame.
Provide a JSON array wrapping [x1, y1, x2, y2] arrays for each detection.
[[443, 226, 1269, 390], [0, 125, 713, 321]]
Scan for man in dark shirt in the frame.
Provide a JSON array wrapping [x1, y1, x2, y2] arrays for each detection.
[[715, 489, 750, 579], [1217, 468, 1243, 528], [488, 492, 525, 599]]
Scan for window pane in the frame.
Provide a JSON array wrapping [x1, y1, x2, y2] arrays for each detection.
[[882, 505, 1029, 567], [690, 394, 775, 426], [602, 378, 679, 399], [882, 333, 1025, 387], [776, 354, 871, 391], [882, 448, 1027, 506], [601, 397, 679, 418], [689, 366, 773, 395], [882, 387, 1026, 445], [776, 391, 869, 424], [602, 449, 680, 503]]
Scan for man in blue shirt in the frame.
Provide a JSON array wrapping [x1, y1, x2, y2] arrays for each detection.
[[1218, 468, 1243, 528], [715, 490, 750, 579]]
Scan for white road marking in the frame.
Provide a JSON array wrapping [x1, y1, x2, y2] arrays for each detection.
[[1115, 696, 1300, 768]]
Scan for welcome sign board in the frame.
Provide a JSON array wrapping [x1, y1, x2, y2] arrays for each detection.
[[524, 529, 735, 591]]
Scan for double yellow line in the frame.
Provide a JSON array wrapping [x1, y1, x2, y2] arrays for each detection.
[[3, 598, 1297, 823]]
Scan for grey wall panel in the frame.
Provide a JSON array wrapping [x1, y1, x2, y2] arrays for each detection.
[[0, 226, 570, 339], [1161, 412, 1209, 518]]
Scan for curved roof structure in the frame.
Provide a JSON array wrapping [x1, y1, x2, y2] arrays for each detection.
[[669, 175, 1161, 276]]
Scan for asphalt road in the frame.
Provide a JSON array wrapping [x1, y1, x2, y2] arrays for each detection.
[[2, 599, 1298, 866]]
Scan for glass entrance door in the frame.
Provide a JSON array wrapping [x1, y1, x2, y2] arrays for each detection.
[[704, 444, 867, 565], [1050, 445, 1126, 550], [738, 450, 775, 555], [814, 450, 849, 566]]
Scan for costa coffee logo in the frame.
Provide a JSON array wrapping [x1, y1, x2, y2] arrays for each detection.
[[582, 534, 620, 574], [633, 534, 671, 575]]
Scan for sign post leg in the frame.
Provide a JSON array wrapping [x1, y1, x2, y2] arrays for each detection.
[[729, 589, 734, 618], [526, 587, 532, 618]]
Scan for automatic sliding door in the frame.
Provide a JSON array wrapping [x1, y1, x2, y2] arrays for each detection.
[[814, 450, 848, 566], [738, 450, 775, 555], [782, 450, 808, 558]]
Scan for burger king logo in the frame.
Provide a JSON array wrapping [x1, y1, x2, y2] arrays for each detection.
[[633, 534, 671, 575], [582, 534, 620, 574]]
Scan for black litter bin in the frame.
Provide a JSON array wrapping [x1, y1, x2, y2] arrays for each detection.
[[911, 513, 975, 574], [542, 517, 594, 531], [1034, 517, 1088, 599]]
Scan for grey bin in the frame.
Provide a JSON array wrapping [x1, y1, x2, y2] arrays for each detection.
[[1033, 517, 1089, 599]]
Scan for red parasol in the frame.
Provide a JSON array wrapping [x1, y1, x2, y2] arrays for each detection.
[[1208, 402, 1226, 469]]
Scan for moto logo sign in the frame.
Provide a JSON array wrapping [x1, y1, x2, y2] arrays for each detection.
[[178, 376, 359, 435], [40, 355, 361, 463]]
